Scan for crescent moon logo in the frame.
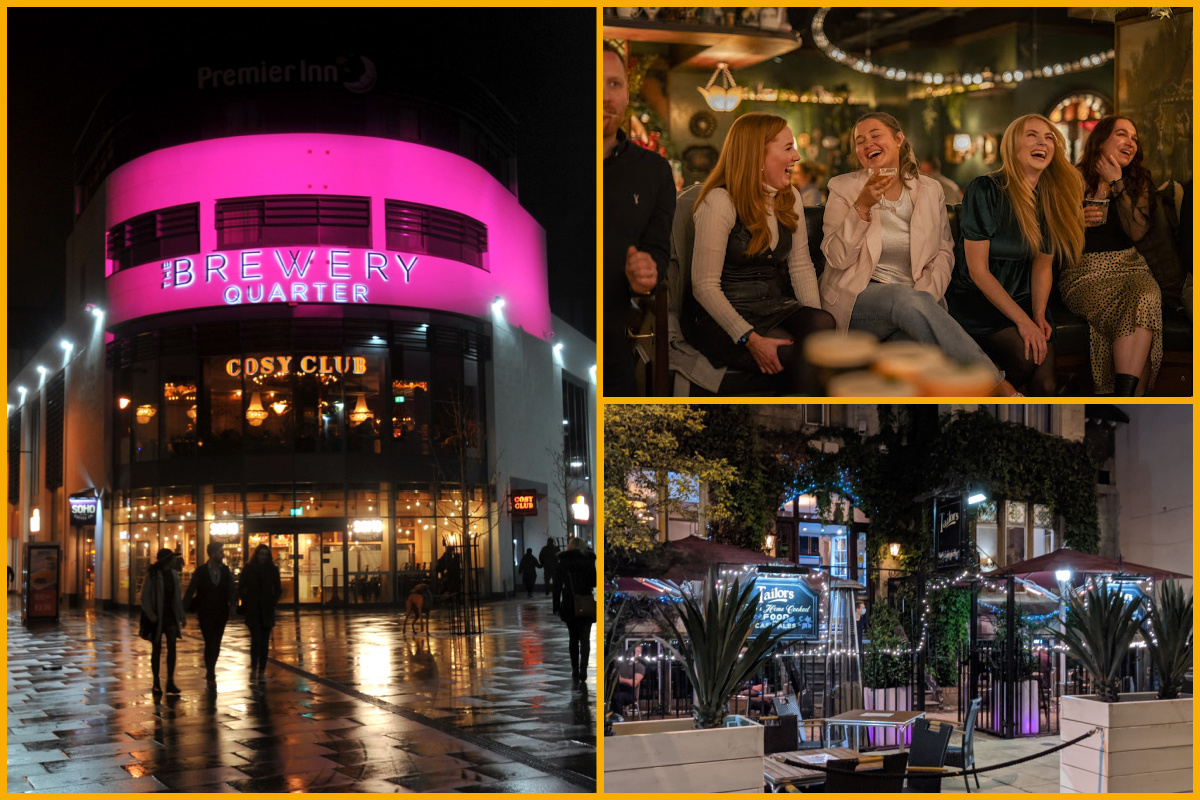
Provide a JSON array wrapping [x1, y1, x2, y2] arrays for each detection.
[[344, 55, 377, 93]]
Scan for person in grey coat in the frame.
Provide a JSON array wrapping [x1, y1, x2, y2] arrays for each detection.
[[141, 547, 186, 694]]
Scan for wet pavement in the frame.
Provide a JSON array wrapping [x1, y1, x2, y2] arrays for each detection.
[[6, 594, 595, 793]]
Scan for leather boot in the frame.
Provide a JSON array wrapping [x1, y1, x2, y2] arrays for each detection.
[[1113, 373, 1139, 396]]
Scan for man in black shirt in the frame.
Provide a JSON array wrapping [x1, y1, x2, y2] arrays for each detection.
[[603, 42, 675, 396]]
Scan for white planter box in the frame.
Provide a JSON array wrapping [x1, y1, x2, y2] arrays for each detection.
[[862, 685, 912, 748], [605, 716, 764, 793], [1059, 692, 1192, 793]]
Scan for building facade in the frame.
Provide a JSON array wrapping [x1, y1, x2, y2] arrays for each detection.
[[7, 55, 595, 610]]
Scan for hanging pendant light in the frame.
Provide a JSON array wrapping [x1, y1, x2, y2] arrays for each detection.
[[349, 394, 374, 425], [136, 404, 157, 424], [245, 392, 268, 427], [271, 399, 289, 416], [698, 62, 743, 112]]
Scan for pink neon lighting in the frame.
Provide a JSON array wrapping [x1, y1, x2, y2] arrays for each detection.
[[104, 134, 551, 335]]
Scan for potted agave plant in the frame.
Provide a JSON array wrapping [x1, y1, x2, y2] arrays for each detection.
[[1058, 580, 1193, 793], [603, 576, 786, 793]]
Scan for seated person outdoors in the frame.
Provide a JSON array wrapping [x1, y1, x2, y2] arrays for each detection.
[[613, 648, 646, 710]]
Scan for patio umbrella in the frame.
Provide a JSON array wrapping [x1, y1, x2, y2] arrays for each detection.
[[991, 547, 1190, 589]]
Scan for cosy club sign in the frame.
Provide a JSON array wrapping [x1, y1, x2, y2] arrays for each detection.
[[159, 247, 419, 306]]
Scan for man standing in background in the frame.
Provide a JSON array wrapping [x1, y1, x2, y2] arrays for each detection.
[[603, 42, 675, 396]]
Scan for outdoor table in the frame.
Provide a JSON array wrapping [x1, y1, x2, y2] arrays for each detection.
[[823, 708, 925, 752], [763, 747, 865, 792]]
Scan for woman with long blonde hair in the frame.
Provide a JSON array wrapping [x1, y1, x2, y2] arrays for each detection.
[[683, 112, 834, 393], [1062, 115, 1160, 395], [946, 113, 1084, 395]]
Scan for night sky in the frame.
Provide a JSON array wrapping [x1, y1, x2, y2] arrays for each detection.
[[7, 9, 597, 363]]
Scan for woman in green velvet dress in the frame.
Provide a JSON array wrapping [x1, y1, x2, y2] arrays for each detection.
[[946, 114, 1084, 396]]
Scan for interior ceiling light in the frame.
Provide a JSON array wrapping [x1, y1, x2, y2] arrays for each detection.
[[810, 7, 1113, 87], [698, 62, 743, 112]]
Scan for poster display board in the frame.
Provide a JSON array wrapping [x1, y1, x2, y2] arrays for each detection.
[[23, 543, 61, 624]]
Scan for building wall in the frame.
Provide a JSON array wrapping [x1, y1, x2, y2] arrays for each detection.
[[1112, 404, 1193, 587]]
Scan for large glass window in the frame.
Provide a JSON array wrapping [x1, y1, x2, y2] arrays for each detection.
[[203, 358, 243, 455], [391, 350, 430, 455], [131, 362, 159, 462], [345, 352, 383, 454], [107, 203, 200, 272], [385, 200, 488, 269], [244, 360, 293, 453], [215, 195, 370, 249]]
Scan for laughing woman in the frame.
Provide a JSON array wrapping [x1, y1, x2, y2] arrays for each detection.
[[945, 114, 1085, 396], [683, 112, 835, 394], [821, 112, 1012, 395], [1062, 116, 1160, 396]]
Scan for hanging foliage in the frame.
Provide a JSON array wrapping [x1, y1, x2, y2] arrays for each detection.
[[767, 408, 1101, 560]]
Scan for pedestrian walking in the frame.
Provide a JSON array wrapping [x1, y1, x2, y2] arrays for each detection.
[[238, 543, 282, 681], [140, 547, 186, 695], [553, 537, 596, 690], [538, 538, 560, 607], [518, 548, 540, 598], [183, 542, 236, 689]]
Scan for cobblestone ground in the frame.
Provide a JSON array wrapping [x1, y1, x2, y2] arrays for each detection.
[[7, 595, 595, 793]]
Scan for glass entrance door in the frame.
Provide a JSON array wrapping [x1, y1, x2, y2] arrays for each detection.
[[245, 528, 345, 606]]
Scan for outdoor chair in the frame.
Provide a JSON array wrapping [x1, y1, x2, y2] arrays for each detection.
[[945, 697, 981, 792], [905, 717, 954, 793], [772, 694, 825, 750], [822, 752, 909, 793]]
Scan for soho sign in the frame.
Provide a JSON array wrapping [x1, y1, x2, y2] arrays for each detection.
[[159, 247, 419, 306]]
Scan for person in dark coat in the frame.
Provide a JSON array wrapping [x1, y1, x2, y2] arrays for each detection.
[[553, 537, 597, 690], [238, 543, 282, 681], [538, 538, 560, 606], [518, 548, 540, 598], [141, 547, 186, 694], [183, 542, 236, 688]]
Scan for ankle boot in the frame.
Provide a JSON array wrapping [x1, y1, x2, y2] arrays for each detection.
[[1113, 373, 1139, 396]]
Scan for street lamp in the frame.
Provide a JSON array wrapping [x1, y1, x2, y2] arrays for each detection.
[[967, 492, 987, 505], [1055, 569, 1072, 583]]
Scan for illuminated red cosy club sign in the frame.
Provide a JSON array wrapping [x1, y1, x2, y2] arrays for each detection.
[[104, 134, 551, 334]]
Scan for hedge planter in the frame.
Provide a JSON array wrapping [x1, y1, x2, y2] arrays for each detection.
[[862, 686, 913, 748], [1059, 692, 1192, 793], [605, 716, 764, 793]]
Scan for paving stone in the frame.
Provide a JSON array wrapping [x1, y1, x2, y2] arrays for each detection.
[[6, 596, 594, 792]]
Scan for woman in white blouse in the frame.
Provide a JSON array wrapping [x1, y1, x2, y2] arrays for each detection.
[[682, 112, 835, 393], [821, 112, 1014, 394]]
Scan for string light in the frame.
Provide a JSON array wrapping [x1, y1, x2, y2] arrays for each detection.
[[810, 7, 1114, 90]]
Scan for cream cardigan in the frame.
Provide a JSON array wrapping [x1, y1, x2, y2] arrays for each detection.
[[819, 172, 955, 333]]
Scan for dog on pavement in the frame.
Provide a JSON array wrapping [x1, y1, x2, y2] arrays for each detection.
[[405, 583, 433, 634]]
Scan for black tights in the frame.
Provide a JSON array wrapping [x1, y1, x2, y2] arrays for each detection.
[[726, 307, 836, 394], [981, 327, 1057, 396], [151, 632, 177, 684]]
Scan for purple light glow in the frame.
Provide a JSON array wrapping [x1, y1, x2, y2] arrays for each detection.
[[104, 134, 551, 335]]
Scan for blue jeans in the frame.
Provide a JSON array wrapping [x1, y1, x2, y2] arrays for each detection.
[[849, 282, 1002, 382]]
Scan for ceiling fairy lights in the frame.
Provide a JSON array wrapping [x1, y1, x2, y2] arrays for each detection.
[[810, 7, 1114, 89]]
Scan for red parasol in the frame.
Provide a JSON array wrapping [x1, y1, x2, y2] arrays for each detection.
[[990, 547, 1190, 588]]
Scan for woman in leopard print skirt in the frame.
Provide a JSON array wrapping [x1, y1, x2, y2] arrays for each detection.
[[1061, 116, 1161, 396]]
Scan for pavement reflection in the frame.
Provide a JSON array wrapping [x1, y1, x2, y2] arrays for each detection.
[[7, 595, 595, 792]]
